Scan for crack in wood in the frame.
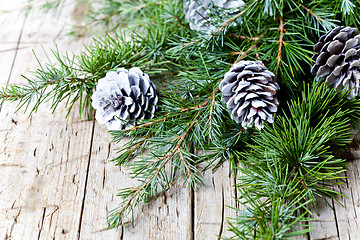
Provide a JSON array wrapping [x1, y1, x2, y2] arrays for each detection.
[[332, 198, 341, 239], [0, 46, 28, 53], [190, 188, 194, 240], [349, 188, 358, 219], [106, 142, 111, 160], [0, 163, 25, 168], [102, 166, 106, 189], [6, 14, 27, 85], [77, 118, 96, 239], [6, 209, 21, 240], [11, 200, 16, 209], [0, 5, 28, 114], [217, 186, 225, 239], [37, 207, 46, 240], [120, 225, 124, 240], [48, 205, 59, 230]]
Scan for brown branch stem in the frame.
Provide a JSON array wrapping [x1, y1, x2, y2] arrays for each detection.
[[181, 40, 199, 48], [275, 17, 285, 77], [298, 2, 324, 22], [127, 132, 153, 156], [211, 8, 247, 36], [232, 44, 258, 66], [208, 88, 220, 129], [179, 100, 209, 111], [124, 118, 167, 132], [230, 34, 265, 41], [178, 148, 192, 176], [0, 93, 21, 99]]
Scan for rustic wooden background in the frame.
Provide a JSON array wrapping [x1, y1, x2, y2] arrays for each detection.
[[0, 1, 359, 239]]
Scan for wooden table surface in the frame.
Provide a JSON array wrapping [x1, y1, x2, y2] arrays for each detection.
[[0, 1, 360, 239]]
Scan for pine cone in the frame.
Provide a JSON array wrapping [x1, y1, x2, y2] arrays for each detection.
[[92, 67, 158, 130], [183, 0, 245, 33], [219, 61, 279, 129], [311, 26, 360, 98]]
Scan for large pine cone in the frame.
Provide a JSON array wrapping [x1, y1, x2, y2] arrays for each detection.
[[183, 0, 245, 33], [311, 26, 360, 98], [92, 67, 158, 130], [219, 61, 279, 129]]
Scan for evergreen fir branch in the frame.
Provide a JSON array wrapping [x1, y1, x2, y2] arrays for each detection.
[[228, 82, 360, 238], [108, 111, 202, 228], [296, 1, 338, 32], [0, 30, 170, 118], [71, 0, 166, 34]]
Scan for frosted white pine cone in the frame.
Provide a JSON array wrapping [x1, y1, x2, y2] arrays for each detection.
[[183, 0, 245, 33], [219, 60, 279, 130], [91, 67, 158, 130], [311, 26, 360, 98]]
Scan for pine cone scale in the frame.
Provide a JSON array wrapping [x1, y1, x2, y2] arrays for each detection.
[[327, 40, 344, 54]]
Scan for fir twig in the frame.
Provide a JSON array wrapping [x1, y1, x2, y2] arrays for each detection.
[[229, 34, 265, 41], [211, 8, 247, 36], [276, 16, 285, 77], [208, 88, 219, 130], [4, 0, 360, 237], [298, 2, 324, 22], [232, 44, 258, 64]]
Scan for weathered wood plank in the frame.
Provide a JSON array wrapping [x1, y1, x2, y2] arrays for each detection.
[[332, 156, 360, 239], [78, 123, 125, 239], [119, 157, 193, 239], [0, 1, 95, 239], [194, 161, 236, 240], [0, 2, 27, 86], [121, 183, 193, 240], [308, 197, 339, 240]]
